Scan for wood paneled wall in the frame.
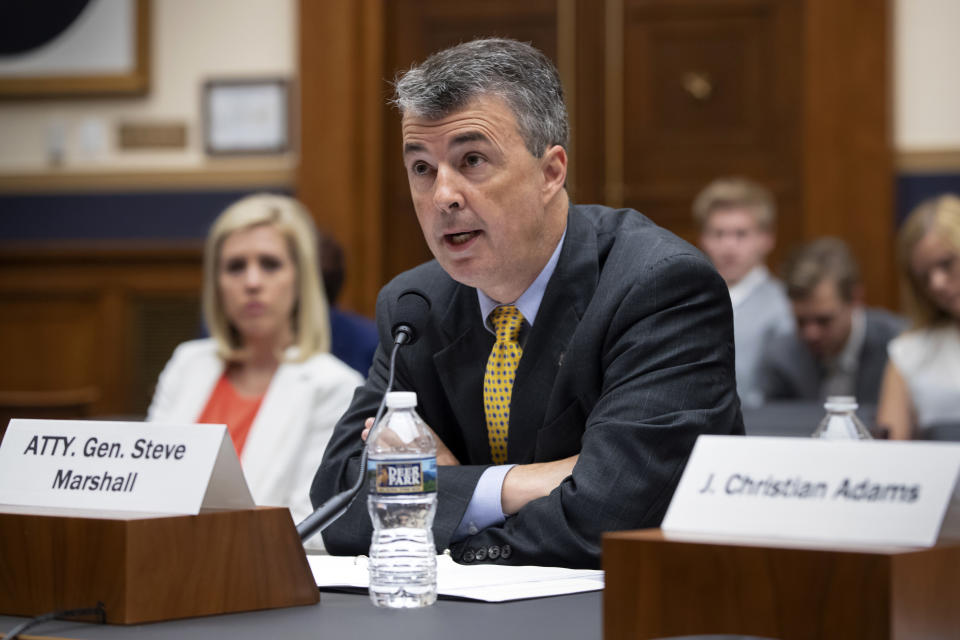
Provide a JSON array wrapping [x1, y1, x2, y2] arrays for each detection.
[[0, 1, 894, 416], [801, 0, 895, 304], [0, 246, 203, 420], [299, 0, 894, 315], [611, 0, 804, 270]]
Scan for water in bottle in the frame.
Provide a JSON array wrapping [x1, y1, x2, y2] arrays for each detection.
[[366, 391, 437, 608], [811, 395, 873, 440]]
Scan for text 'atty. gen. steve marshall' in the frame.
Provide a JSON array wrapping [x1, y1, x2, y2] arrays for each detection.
[[22, 434, 188, 493]]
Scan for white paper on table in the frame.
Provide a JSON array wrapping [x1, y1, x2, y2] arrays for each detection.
[[307, 554, 604, 602]]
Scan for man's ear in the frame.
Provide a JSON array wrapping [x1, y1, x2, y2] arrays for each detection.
[[540, 145, 567, 202]]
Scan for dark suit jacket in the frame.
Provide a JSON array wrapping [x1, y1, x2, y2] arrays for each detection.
[[310, 204, 743, 569], [757, 308, 906, 404]]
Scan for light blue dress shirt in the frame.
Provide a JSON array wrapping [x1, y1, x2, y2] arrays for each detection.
[[452, 228, 567, 541]]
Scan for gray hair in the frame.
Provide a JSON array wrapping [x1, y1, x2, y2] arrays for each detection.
[[392, 38, 569, 158]]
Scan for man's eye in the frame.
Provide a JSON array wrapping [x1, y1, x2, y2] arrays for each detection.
[[411, 161, 430, 176], [464, 154, 484, 167]]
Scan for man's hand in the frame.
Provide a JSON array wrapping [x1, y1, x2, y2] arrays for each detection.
[[361, 417, 460, 466], [501, 455, 579, 515]]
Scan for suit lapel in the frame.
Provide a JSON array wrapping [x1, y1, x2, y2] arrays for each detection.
[[788, 342, 821, 399], [180, 350, 224, 423], [433, 287, 495, 464], [432, 206, 599, 465], [855, 314, 882, 402], [241, 362, 312, 504], [509, 206, 598, 463]]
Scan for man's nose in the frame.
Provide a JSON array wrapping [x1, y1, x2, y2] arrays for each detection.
[[433, 165, 463, 213], [800, 323, 821, 343], [713, 234, 736, 252]]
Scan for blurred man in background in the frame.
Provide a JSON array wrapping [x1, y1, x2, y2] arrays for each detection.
[[694, 177, 793, 407], [757, 237, 905, 405]]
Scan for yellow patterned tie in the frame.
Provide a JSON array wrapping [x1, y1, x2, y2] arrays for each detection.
[[484, 305, 524, 464]]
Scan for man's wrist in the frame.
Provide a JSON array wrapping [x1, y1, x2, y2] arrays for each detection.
[[451, 464, 515, 542], [501, 455, 578, 515]]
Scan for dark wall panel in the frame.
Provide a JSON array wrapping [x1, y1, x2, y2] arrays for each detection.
[[896, 173, 960, 227], [0, 189, 291, 241]]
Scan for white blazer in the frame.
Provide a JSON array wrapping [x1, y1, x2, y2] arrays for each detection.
[[146, 339, 362, 549]]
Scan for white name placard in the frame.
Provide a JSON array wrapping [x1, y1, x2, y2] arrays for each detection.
[[0, 419, 254, 515], [662, 436, 960, 547]]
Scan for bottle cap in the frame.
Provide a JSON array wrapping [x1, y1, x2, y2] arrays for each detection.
[[385, 391, 418, 409], [824, 395, 858, 412]]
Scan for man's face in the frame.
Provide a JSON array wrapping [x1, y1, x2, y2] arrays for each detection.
[[792, 279, 856, 360], [401, 94, 567, 303], [699, 207, 774, 286]]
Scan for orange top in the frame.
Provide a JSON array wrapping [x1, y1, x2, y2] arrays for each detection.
[[197, 373, 265, 457]]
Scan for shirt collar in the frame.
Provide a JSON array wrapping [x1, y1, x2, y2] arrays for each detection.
[[728, 265, 770, 309], [477, 226, 567, 332]]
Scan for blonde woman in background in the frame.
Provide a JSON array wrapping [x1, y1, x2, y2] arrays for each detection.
[[878, 194, 960, 439], [148, 194, 362, 546]]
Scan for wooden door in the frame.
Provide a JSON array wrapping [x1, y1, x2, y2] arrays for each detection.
[[299, 0, 893, 315]]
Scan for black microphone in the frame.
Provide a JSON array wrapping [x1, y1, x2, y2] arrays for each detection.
[[297, 289, 432, 543], [391, 289, 431, 345]]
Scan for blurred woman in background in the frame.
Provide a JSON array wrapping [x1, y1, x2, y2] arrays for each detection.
[[148, 194, 361, 543], [878, 194, 960, 439]]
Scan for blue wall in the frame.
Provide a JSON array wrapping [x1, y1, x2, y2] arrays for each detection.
[[0, 188, 292, 241], [896, 173, 960, 226], [2, 174, 959, 241]]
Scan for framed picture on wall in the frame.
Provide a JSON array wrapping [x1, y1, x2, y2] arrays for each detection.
[[203, 78, 290, 156], [0, 0, 150, 98]]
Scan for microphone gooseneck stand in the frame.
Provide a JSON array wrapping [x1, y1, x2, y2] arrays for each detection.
[[297, 288, 430, 543], [296, 338, 402, 542]]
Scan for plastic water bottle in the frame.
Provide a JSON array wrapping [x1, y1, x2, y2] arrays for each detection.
[[811, 395, 873, 440], [366, 391, 437, 608]]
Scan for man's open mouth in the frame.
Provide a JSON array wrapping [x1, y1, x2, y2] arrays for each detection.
[[446, 230, 481, 245]]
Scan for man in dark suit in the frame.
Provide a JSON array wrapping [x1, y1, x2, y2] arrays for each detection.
[[310, 38, 743, 569], [758, 237, 905, 404]]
